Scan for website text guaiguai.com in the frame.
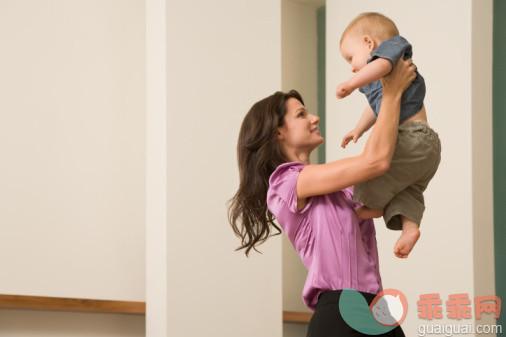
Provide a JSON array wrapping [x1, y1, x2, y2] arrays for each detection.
[[417, 323, 502, 336]]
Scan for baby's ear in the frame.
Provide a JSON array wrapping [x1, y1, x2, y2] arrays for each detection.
[[363, 35, 376, 50]]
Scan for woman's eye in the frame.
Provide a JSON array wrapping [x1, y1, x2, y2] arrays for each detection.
[[298, 112, 304, 117]]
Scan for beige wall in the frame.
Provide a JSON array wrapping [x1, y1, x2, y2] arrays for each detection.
[[326, 0, 494, 335], [281, 0, 318, 312], [1, 0, 495, 336], [281, 1, 320, 336], [146, 0, 283, 336], [471, 0, 496, 332], [282, 0, 319, 128], [0, 0, 146, 336]]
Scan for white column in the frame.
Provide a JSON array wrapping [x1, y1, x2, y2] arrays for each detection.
[[146, 0, 168, 335], [471, 0, 495, 334], [146, 0, 283, 336]]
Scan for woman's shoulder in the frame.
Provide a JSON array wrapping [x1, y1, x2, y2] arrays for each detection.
[[268, 162, 307, 185], [267, 162, 307, 200], [267, 162, 311, 215]]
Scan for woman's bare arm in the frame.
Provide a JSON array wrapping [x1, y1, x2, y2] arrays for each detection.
[[297, 57, 416, 199]]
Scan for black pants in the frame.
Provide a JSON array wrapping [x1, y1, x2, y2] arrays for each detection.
[[306, 290, 406, 337]]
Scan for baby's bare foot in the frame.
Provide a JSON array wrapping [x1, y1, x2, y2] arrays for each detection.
[[354, 206, 384, 219], [393, 227, 421, 259]]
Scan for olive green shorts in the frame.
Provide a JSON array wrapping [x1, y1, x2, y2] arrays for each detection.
[[353, 120, 442, 230]]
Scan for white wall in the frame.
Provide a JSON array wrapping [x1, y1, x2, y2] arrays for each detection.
[[326, 0, 494, 335], [0, 0, 146, 335], [146, 0, 283, 336]]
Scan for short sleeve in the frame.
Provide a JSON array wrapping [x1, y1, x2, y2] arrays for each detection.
[[369, 35, 412, 67], [340, 186, 364, 209], [340, 186, 355, 201], [359, 86, 365, 94], [267, 162, 314, 215]]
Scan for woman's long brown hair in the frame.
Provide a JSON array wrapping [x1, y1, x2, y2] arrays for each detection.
[[227, 90, 304, 257]]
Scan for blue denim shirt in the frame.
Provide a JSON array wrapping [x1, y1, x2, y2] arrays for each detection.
[[358, 35, 425, 124]]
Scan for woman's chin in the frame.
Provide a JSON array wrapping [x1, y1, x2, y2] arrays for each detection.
[[311, 137, 325, 150]]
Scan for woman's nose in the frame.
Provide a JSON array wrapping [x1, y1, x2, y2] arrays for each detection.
[[312, 114, 320, 123]]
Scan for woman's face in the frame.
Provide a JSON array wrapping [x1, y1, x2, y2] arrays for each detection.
[[276, 98, 323, 155]]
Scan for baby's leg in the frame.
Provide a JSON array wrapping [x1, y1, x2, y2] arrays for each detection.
[[352, 172, 400, 221], [354, 205, 384, 219], [352, 123, 432, 222], [383, 121, 441, 258], [393, 215, 421, 259], [383, 184, 425, 259]]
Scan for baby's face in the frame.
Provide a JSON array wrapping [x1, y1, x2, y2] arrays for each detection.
[[340, 34, 372, 73]]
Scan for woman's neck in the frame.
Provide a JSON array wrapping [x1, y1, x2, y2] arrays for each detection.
[[285, 150, 311, 165]]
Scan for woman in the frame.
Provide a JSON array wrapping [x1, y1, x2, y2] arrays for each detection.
[[228, 57, 416, 336]]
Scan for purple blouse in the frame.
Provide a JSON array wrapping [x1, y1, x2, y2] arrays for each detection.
[[267, 162, 383, 311]]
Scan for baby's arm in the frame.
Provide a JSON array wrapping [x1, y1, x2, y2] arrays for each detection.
[[336, 58, 393, 99], [341, 105, 376, 148], [355, 104, 377, 134]]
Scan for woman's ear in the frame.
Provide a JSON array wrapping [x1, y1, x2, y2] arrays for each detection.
[[276, 126, 285, 141]]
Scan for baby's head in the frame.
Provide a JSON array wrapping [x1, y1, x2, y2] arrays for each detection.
[[340, 12, 399, 73]]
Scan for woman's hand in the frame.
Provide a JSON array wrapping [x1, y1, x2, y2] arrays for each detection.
[[381, 56, 417, 96], [295, 55, 417, 200]]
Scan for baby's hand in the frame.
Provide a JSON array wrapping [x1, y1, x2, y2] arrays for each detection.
[[336, 82, 354, 99], [341, 128, 363, 148]]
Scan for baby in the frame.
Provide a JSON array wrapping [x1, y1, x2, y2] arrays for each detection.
[[336, 12, 441, 259]]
